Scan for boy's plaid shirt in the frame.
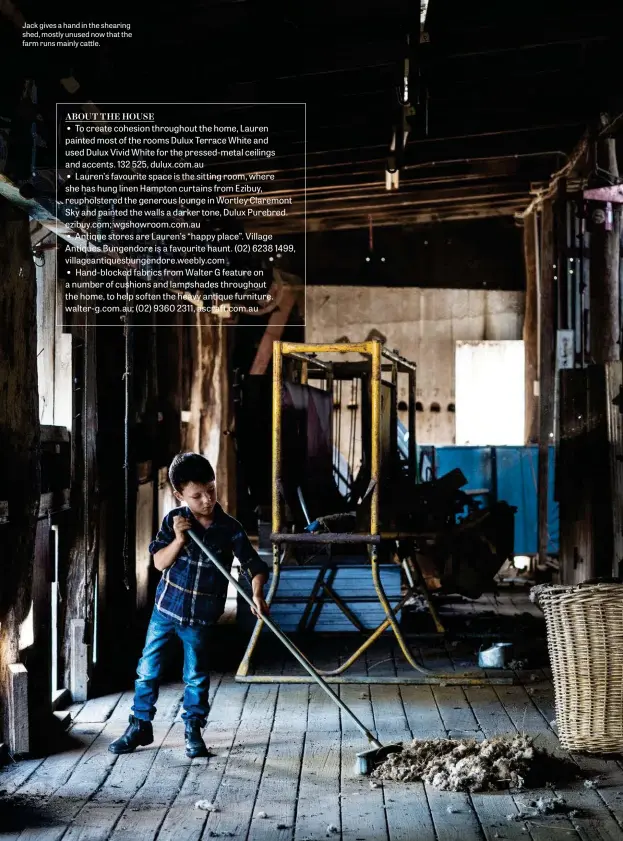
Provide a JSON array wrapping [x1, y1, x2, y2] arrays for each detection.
[[149, 503, 269, 626]]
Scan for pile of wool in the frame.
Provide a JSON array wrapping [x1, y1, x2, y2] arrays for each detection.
[[372, 735, 546, 792]]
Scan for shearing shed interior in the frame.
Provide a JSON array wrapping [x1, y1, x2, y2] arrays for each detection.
[[2, 1, 623, 840]]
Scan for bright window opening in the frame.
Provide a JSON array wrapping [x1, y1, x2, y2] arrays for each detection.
[[455, 340, 525, 446]]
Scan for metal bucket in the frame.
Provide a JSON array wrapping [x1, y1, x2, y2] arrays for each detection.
[[478, 642, 513, 669]]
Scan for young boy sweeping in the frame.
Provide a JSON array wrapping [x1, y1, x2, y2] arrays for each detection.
[[109, 452, 269, 758]]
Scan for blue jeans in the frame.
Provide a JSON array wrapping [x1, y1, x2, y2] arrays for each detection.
[[132, 607, 214, 726]]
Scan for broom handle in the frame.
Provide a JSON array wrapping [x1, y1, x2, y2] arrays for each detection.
[[188, 529, 382, 748]]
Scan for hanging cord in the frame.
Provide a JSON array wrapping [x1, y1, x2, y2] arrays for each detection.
[[347, 378, 359, 489], [368, 215, 374, 253]]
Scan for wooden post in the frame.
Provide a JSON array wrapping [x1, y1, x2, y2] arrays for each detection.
[[538, 200, 556, 565], [558, 368, 593, 584], [523, 212, 539, 443], [26, 519, 53, 728], [62, 314, 98, 694], [590, 115, 621, 365], [220, 326, 238, 515], [586, 117, 622, 578], [586, 365, 612, 578], [70, 619, 89, 702], [8, 664, 29, 755]]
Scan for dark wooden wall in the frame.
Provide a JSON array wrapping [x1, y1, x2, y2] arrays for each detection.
[[0, 221, 240, 750], [0, 200, 40, 751]]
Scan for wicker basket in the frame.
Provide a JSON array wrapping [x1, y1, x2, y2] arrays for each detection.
[[534, 583, 623, 753]]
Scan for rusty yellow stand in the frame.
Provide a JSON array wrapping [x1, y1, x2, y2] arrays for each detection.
[[235, 340, 514, 687]]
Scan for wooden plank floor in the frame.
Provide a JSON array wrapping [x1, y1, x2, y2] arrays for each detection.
[[3, 593, 623, 840]]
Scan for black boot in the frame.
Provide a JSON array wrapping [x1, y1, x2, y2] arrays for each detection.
[[108, 716, 154, 754], [185, 720, 208, 758]]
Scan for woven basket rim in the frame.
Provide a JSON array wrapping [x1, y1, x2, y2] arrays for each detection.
[[531, 582, 623, 607]]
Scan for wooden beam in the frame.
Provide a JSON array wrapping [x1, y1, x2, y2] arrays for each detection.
[[584, 184, 623, 202], [275, 178, 538, 204], [517, 137, 590, 219], [523, 213, 539, 443], [589, 114, 621, 365], [517, 113, 623, 221]]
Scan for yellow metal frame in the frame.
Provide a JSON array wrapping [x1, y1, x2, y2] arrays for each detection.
[[235, 340, 514, 686]]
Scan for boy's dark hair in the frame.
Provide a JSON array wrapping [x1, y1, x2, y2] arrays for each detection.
[[169, 452, 215, 492]]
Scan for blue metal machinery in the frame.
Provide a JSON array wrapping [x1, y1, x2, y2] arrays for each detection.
[[413, 441, 559, 556]]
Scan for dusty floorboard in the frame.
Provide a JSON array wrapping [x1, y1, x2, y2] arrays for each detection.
[[3, 593, 623, 840]]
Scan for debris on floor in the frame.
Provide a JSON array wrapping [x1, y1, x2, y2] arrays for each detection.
[[256, 811, 268, 819], [326, 824, 339, 835], [371, 735, 575, 792], [507, 796, 580, 821], [195, 800, 220, 812]]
